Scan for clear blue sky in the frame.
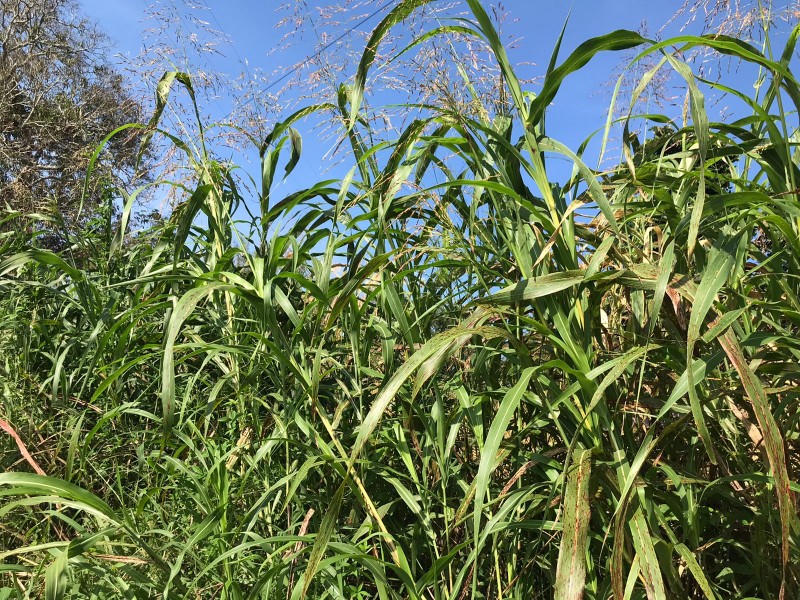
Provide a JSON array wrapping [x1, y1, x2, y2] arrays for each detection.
[[84, 1, 686, 134], [79, 1, 769, 203]]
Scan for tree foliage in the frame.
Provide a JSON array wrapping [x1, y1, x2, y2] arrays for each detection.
[[0, 0, 145, 224]]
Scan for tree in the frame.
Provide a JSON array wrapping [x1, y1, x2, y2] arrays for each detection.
[[0, 0, 147, 229]]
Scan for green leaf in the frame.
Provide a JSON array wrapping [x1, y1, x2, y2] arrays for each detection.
[[675, 544, 717, 599], [554, 448, 592, 600], [630, 510, 667, 600], [472, 367, 536, 558], [161, 281, 233, 431], [484, 270, 585, 304], [350, 0, 432, 128], [0, 473, 118, 524], [529, 30, 648, 128], [351, 320, 503, 462], [300, 479, 346, 599], [717, 329, 795, 589], [45, 550, 68, 600], [686, 231, 745, 463], [665, 55, 708, 259], [285, 127, 303, 180]]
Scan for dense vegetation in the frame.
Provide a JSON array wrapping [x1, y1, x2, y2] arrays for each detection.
[[1, 1, 798, 598], [0, 0, 148, 231]]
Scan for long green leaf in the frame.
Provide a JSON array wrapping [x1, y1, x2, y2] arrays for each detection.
[[554, 448, 592, 600]]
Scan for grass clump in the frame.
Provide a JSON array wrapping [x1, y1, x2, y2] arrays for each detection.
[[1, 2, 798, 598]]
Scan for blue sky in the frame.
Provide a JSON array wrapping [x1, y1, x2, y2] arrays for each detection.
[[79, 1, 774, 210], [84, 1, 686, 136]]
